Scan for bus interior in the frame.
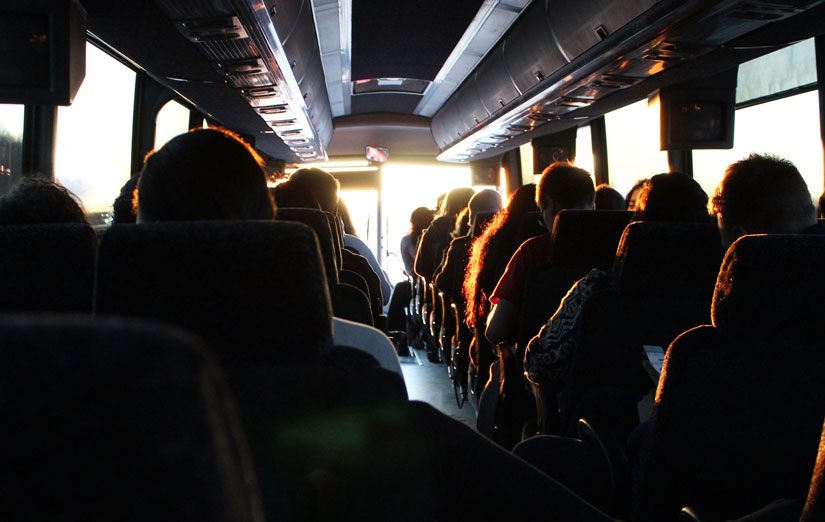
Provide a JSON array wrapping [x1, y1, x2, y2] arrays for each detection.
[[1, 0, 825, 520]]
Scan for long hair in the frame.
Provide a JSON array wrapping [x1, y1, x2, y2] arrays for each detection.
[[441, 187, 475, 218], [463, 184, 538, 327]]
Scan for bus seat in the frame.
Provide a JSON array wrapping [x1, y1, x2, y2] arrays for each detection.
[[515, 210, 546, 246], [342, 248, 384, 324], [0, 223, 96, 313], [276, 207, 338, 288], [635, 234, 825, 521], [332, 279, 374, 326], [548, 222, 723, 435], [0, 315, 263, 522], [95, 221, 333, 366], [472, 211, 497, 238], [518, 210, 633, 352]]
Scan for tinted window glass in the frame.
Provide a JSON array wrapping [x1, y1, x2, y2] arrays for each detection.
[[0, 104, 24, 196]]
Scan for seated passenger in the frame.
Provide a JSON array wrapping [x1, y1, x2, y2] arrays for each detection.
[[595, 184, 626, 210], [485, 162, 595, 346], [112, 175, 139, 224], [400, 206, 434, 276], [414, 186, 475, 283], [289, 167, 392, 305], [624, 178, 648, 211], [709, 153, 817, 247], [0, 177, 88, 225]]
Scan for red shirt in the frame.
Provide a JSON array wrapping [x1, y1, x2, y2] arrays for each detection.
[[490, 233, 553, 308]]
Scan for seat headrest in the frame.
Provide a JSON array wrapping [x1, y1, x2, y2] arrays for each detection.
[[0, 315, 262, 522], [712, 234, 825, 342], [614, 222, 722, 300], [515, 211, 546, 245], [472, 211, 496, 238], [0, 223, 96, 312], [276, 207, 338, 285], [96, 221, 333, 365], [550, 210, 633, 268]]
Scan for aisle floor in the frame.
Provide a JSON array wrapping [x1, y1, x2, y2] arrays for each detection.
[[400, 347, 477, 429]]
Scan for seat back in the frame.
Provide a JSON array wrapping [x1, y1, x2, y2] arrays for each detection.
[[95, 221, 333, 367], [636, 234, 825, 521], [276, 208, 338, 287], [0, 316, 262, 522], [518, 210, 632, 350], [0, 223, 96, 313], [515, 210, 546, 245], [472, 211, 496, 238]]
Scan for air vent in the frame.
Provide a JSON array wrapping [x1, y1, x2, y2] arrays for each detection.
[[177, 16, 248, 42]]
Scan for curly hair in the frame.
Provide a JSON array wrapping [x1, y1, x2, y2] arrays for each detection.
[[462, 184, 538, 327]]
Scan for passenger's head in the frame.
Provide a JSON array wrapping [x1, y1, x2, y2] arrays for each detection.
[[271, 180, 321, 210], [467, 189, 503, 227], [288, 167, 340, 215], [817, 191, 825, 219], [625, 178, 649, 211], [536, 162, 595, 230], [409, 206, 434, 236], [709, 153, 816, 247], [632, 172, 710, 223], [137, 127, 274, 222], [595, 184, 626, 210], [112, 175, 139, 224], [452, 207, 470, 238], [0, 177, 87, 225], [441, 187, 476, 218]]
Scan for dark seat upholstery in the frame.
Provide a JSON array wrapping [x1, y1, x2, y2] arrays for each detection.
[[95, 221, 333, 366], [518, 210, 632, 351], [0, 315, 262, 522], [635, 234, 825, 521], [276, 207, 338, 287], [0, 223, 96, 313], [550, 222, 722, 434]]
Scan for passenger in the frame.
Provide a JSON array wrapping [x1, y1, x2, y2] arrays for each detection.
[[709, 153, 817, 248], [289, 167, 392, 304], [414, 186, 475, 282], [818, 191, 825, 219], [435, 188, 503, 302], [112, 175, 139, 224], [624, 178, 649, 211], [134, 128, 617, 522], [452, 207, 470, 239], [485, 162, 595, 346], [595, 184, 626, 210], [632, 171, 711, 223], [400, 206, 434, 276], [0, 177, 88, 225], [137, 128, 274, 222], [271, 180, 321, 209]]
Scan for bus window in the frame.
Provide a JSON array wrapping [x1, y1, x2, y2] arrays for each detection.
[[339, 188, 379, 259], [605, 98, 669, 197], [693, 39, 822, 199], [154, 100, 191, 150], [55, 43, 135, 223], [0, 104, 24, 197], [574, 124, 595, 176]]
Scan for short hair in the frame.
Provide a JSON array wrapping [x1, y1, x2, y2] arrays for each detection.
[[288, 168, 340, 214], [709, 153, 816, 234], [0, 177, 87, 225], [468, 188, 503, 218], [137, 127, 274, 222], [271, 180, 320, 210], [633, 172, 710, 223], [536, 162, 595, 211], [594, 184, 626, 210]]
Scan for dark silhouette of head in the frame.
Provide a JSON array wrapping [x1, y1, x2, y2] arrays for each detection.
[[595, 184, 626, 210], [710, 153, 816, 247], [0, 177, 87, 225], [632, 172, 710, 223], [817, 191, 824, 219], [625, 178, 649, 211], [288, 168, 340, 215], [409, 206, 434, 237], [536, 162, 594, 230], [112, 176, 140, 224], [464, 184, 538, 327], [137, 128, 274, 222], [271, 180, 320, 210], [468, 188, 503, 227], [441, 187, 476, 218]]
